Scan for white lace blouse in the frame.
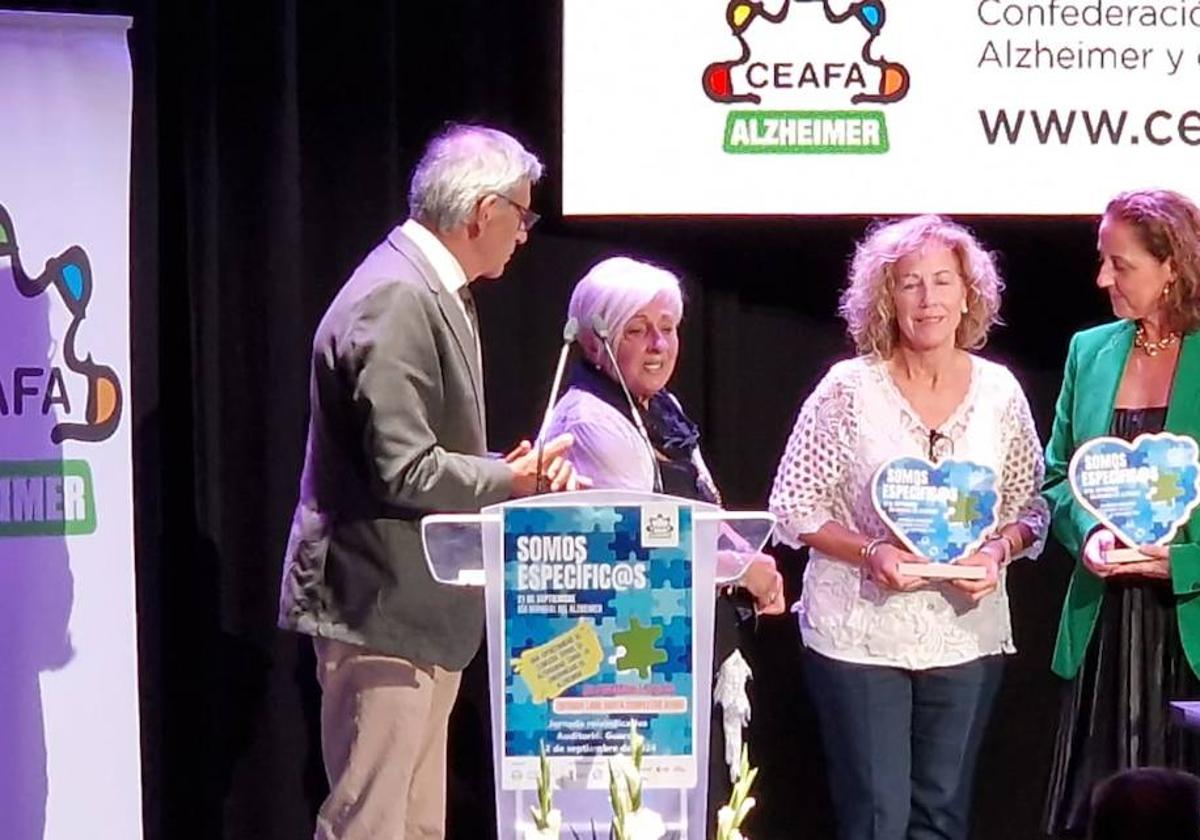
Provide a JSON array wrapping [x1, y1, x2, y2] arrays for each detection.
[[768, 355, 1050, 670]]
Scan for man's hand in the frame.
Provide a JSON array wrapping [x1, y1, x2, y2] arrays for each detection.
[[502, 440, 533, 463], [507, 433, 592, 496]]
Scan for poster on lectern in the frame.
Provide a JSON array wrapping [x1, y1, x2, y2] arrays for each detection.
[[501, 503, 697, 790]]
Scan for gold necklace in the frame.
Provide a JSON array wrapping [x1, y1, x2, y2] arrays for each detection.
[[1134, 323, 1180, 357]]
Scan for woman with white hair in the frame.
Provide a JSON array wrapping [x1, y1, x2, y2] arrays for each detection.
[[542, 255, 784, 832], [768, 216, 1049, 840]]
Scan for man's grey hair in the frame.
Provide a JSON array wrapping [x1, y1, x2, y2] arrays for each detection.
[[408, 124, 544, 233]]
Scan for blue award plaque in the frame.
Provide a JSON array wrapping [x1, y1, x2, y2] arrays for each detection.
[[501, 503, 697, 791], [870, 457, 1000, 579], [1068, 432, 1200, 562]]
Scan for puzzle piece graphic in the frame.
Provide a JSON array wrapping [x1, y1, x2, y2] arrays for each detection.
[[1151, 472, 1183, 504], [613, 618, 668, 678], [505, 727, 544, 757], [657, 615, 692, 673], [608, 526, 650, 563], [504, 681, 550, 757], [651, 584, 688, 620], [948, 493, 980, 526], [645, 708, 693, 756], [659, 557, 691, 589], [573, 506, 623, 531]]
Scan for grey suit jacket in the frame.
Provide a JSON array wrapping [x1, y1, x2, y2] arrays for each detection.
[[278, 225, 513, 669]]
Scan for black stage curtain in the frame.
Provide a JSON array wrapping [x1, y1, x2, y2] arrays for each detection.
[[13, 2, 1114, 838]]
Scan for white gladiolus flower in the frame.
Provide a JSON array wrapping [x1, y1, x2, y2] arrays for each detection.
[[716, 744, 758, 839], [622, 807, 666, 840], [717, 805, 736, 834]]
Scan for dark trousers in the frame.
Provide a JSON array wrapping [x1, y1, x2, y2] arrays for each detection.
[[802, 648, 1004, 840]]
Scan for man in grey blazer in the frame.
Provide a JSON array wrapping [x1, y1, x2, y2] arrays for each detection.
[[278, 124, 578, 840]]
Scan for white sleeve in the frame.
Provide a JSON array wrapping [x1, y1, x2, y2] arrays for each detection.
[[768, 364, 858, 547], [997, 377, 1050, 560]]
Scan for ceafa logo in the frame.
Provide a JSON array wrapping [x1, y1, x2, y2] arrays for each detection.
[[0, 203, 122, 536], [701, 0, 910, 154]]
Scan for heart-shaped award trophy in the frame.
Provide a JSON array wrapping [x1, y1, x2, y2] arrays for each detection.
[[1068, 432, 1200, 563], [870, 457, 1000, 579]]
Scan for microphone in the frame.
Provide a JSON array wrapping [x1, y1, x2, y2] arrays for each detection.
[[927, 428, 952, 462], [591, 315, 663, 493], [535, 317, 580, 493]]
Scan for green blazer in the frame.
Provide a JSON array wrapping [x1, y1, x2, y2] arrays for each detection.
[[1046, 319, 1200, 680]]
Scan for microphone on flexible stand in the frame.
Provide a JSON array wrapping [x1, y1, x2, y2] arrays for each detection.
[[535, 317, 580, 493], [591, 315, 663, 493]]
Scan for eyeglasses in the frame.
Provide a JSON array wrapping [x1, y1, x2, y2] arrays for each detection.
[[491, 193, 540, 231]]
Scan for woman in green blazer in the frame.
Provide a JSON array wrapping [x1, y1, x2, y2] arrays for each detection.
[[1043, 188, 1200, 837]]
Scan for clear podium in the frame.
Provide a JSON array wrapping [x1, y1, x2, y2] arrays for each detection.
[[421, 490, 774, 839]]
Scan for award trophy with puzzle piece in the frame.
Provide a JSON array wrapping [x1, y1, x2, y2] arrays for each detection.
[[870, 456, 1001, 580], [1068, 432, 1200, 563]]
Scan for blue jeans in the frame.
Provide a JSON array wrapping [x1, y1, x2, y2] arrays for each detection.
[[802, 648, 1004, 840]]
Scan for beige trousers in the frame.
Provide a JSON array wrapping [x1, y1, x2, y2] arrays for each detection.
[[313, 638, 463, 840]]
